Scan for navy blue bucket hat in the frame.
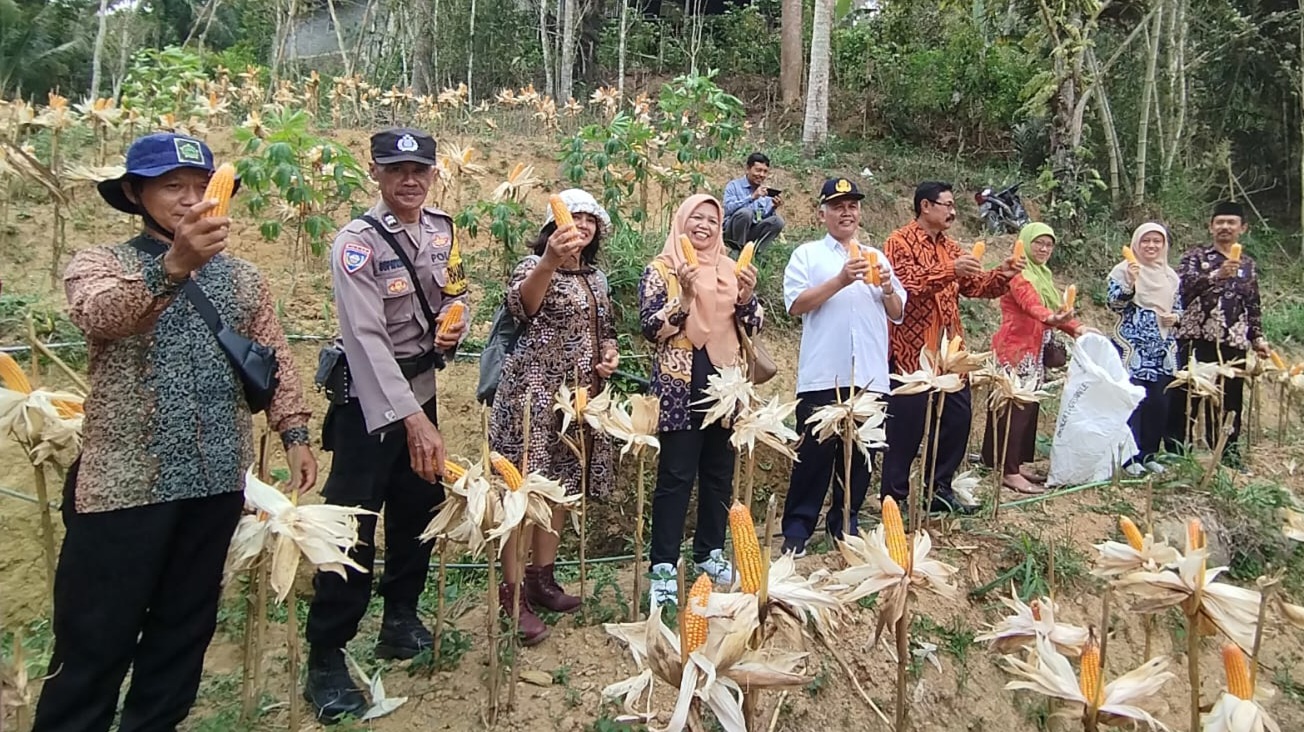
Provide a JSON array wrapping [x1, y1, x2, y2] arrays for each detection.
[[98, 132, 240, 214]]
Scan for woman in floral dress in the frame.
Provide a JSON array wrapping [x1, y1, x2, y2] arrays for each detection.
[[982, 222, 1089, 494], [1108, 222, 1181, 474], [488, 189, 619, 645], [638, 193, 762, 608]]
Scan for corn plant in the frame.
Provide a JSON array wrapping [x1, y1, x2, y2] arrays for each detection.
[[232, 108, 368, 259]]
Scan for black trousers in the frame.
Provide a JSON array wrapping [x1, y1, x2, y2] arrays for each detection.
[[881, 384, 972, 502], [1129, 376, 1179, 463], [33, 470, 244, 732], [648, 423, 735, 568], [1169, 340, 1246, 462], [305, 398, 444, 650], [782, 388, 874, 542]]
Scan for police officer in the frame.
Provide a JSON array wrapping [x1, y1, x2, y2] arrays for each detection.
[[303, 128, 468, 722]]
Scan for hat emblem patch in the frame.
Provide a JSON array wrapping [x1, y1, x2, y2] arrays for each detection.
[[835, 179, 851, 193], [174, 138, 206, 165], [396, 134, 419, 152]]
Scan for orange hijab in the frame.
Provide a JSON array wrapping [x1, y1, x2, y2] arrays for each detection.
[[654, 194, 741, 367]]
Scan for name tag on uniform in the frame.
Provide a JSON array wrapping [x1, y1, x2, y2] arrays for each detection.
[[377, 258, 405, 273]]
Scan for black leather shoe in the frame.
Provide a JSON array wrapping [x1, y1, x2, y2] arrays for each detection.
[[303, 646, 367, 723], [928, 495, 979, 516], [375, 603, 433, 660]]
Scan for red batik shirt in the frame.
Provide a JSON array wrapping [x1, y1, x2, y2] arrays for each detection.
[[884, 220, 1011, 373]]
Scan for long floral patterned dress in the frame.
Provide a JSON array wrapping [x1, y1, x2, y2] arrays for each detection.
[[488, 255, 617, 497]]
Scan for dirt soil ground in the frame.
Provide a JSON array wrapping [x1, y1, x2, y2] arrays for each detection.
[[3, 130, 1304, 731]]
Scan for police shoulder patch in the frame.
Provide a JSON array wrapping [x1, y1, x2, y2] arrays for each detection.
[[341, 241, 371, 274]]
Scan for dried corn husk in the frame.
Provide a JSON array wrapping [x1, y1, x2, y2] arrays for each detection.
[[1001, 634, 1175, 730], [804, 390, 888, 460], [976, 588, 1090, 656], [1115, 550, 1263, 652], [1093, 529, 1182, 577], [225, 469, 372, 602], [691, 365, 757, 428], [833, 525, 959, 641], [0, 386, 84, 470], [730, 395, 800, 460], [605, 394, 661, 457]]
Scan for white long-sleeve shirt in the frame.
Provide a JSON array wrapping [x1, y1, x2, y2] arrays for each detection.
[[783, 234, 906, 394]]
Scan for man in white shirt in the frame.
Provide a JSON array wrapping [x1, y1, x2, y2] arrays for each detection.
[[779, 178, 905, 556]]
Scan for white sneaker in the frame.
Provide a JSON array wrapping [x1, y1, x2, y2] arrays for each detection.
[[695, 549, 734, 585], [649, 563, 678, 608], [1145, 461, 1168, 475], [1123, 463, 1146, 478]]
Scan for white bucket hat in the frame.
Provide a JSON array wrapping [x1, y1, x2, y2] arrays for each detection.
[[543, 188, 612, 239]]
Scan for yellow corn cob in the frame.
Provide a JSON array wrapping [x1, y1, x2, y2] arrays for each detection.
[[1222, 643, 1253, 700], [490, 451, 524, 491], [679, 234, 698, 267], [549, 194, 573, 229], [443, 460, 467, 482], [508, 162, 526, 182], [1270, 350, 1286, 370], [52, 399, 83, 419], [1013, 239, 1025, 262], [0, 353, 33, 394], [1030, 600, 1042, 622], [881, 496, 909, 568], [682, 573, 712, 653], [735, 241, 756, 274], [438, 301, 466, 335], [1292, 363, 1304, 377], [867, 250, 881, 286], [1229, 243, 1243, 262], [1122, 246, 1137, 264], [848, 239, 861, 260], [728, 502, 763, 594], [1187, 518, 1205, 550], [202, 163, 236, 217], [971, 240, 986, 258], [1079, 629, 1102, 707], [1119, 516, 1145, 551], [1063, 284, 1077, 311]]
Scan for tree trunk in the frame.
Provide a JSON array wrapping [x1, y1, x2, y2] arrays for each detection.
[[1163, 0, 1189, 175], [1299, 0, 1303, 254], [326, 0, 353, 77], [801, 0, 833, 150], [467, 0, 477, 102], [780, 0, 803, 107], [112, 6, 133, 100], [90, 0, 111, 100], [1087, 50, 1128, 209], [1134, 4, 1163, 207], [411, 0, 433, 94], [559, 0, 577, 101], [617, 0, 628, 97], [540, 0, 554, 99]]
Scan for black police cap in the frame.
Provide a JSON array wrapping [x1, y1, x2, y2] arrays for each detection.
[[371, 128, 437, 165], [819, 177, 865, 205]]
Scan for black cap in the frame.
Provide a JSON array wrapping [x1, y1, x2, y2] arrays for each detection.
[[819, 177, 865, 205], [1211, 200, 1244, 221], [371, 128, 437, 165]]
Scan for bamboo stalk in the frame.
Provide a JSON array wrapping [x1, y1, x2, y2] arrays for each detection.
[[911, 392, 936, 532], [632, 451, 646, 622], [31, 464, 57, 601], [894, 600, 910, 732], [432, 539, 447, 676], [1249, 576, 1275, 688], [993, 404, 1014, 520], [508, 400, 531, 709]]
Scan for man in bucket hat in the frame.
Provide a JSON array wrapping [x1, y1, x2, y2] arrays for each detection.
[[32, 132, 317, 732], [302, 127, 468, 722]]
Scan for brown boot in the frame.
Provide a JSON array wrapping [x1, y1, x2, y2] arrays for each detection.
[[499, 581, 550, 646], [525, 564, 582, 614]]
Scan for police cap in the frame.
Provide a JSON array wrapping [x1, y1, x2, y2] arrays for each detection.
[[371, 128, 437, 166]]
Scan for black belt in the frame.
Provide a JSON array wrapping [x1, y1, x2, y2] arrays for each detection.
[[397, 349, 442, 379]]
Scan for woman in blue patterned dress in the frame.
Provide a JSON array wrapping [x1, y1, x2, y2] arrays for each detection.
[[637, 193, 762, 607], [1108, 222, 1181, 474]]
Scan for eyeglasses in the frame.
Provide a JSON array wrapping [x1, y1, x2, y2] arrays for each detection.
[[926, 199, 956, 210]]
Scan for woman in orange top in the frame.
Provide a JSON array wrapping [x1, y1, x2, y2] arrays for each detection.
[[982, 223, 1092, 494]]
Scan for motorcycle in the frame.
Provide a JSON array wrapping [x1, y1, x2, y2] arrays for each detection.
[[975, 183, 1030, 235]]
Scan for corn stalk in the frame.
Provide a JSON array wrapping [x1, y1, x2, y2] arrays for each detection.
[[632, 449, 647, 621], [241, 432, 273, 721], [482, 408, 501, 723], [992, 404, 1014, 521], [508, 402, 531, 709], [924, 391, 947, 528]]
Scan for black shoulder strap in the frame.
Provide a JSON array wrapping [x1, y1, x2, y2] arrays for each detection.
[[361, 214, 440, 333], [130, 237, 225, 338]]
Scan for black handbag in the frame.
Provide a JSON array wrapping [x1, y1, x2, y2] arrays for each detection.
[[132, 239, 279, 413]]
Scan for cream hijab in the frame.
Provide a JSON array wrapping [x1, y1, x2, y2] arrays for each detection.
[[654, 194, 741, 366], [1109, 222, 1179, 330]]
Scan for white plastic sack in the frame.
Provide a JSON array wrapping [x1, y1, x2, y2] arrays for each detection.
[[1048, 333, 1146, 486]]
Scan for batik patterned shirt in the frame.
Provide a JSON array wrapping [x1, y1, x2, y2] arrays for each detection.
[[64, 233, 311, 513], [1174, 244, 1263, 351]]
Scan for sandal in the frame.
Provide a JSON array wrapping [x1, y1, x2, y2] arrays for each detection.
[[1002, 476, 1046, 495]]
